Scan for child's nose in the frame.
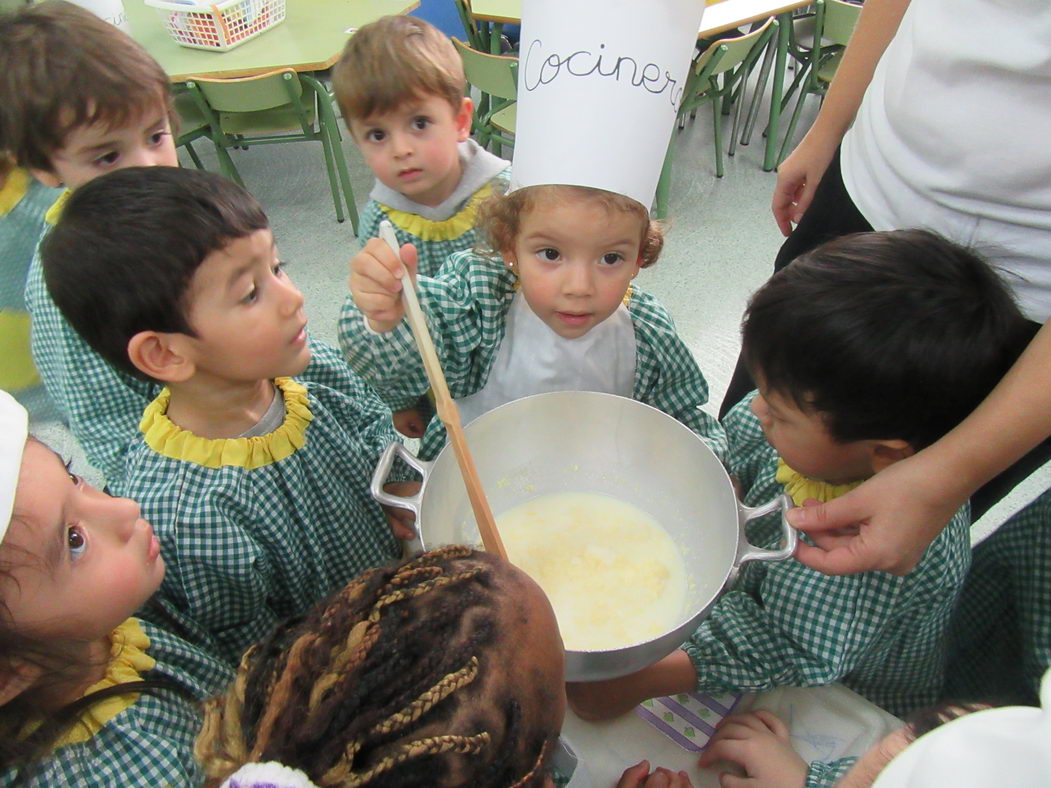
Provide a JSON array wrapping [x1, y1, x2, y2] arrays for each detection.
[[563, 262, 593, 295], [279, 277, 305, 313], [98, 492, 142, 542], [128, 147, 167, 168], [390, 130, 413, 157]]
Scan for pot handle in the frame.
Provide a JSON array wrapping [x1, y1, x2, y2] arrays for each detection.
[[734, 493, 798, 565], [370, 441, 431, 519]]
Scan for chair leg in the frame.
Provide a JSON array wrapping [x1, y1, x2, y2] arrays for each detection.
[[213, 142, 244, 187], [654, 131, 677, 219], [325, 119, 360, 232], [728, 75, 746, 158], [317, 122, 346, 224], [711, 95, 724, 178], [777, 79, 812, 165], [741, 37, 775, 147], [182, 141, 205, 170]]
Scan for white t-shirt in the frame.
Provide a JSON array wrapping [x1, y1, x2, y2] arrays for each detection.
[[841, 0, 1051, 322]]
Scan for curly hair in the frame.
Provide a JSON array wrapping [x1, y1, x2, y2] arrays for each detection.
[[196, 546, 561, 787], [477, 185, 664, 268]]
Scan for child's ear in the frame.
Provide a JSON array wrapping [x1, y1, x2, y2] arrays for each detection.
[[127, 331, 196, 384], [28, 168, 63, 189], [870, 439, 915, 473], [0, 659, 44, 707], [455, 97, 474, 142]]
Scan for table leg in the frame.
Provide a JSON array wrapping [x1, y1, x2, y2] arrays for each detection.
[[741, 32, 775, 147], [763, 12, 791, 172]]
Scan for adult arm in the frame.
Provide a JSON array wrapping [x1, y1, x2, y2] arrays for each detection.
[[772, 0, 910, 235], [791, 318, 1051, 575]]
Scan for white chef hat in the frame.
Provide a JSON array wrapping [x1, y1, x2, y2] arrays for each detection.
[[874, 668, 1051, 787], [0, 390, 29, 543], [509, 0, 706, 209]]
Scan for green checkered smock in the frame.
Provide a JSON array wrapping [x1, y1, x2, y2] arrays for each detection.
[[359, 167, 511, 277], [944, 486, 1051, 705], [113, 377, 402, 666], [684, 393, 971, 719], [338, 249, 728, 463], [25, 217, 378, 483], [1, 172, 63, 421], [0, 618, 233, 788], [806, 758, 858, 788]]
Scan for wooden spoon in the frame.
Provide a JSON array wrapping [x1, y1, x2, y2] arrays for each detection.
[[378, 221, 507, 559]]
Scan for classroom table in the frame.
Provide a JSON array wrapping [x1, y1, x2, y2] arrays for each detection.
[[125, 0, 419, 81], [468, 0, 813, 170]]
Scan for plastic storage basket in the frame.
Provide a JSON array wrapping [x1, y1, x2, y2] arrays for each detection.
[[144, 0, 286, 52]]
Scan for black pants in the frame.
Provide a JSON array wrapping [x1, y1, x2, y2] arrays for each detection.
[[719, 148, 872, 418], [717, 149, 1051, 521]]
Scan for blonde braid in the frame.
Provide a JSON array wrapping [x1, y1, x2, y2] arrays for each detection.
[[368, 657, 480, 738], [508, 737, 552, 788], [249, 632, 322, 760], [321, 732, 491, 787], [196, 653, 252, 779]]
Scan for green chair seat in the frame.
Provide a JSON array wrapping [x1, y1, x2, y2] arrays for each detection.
[[490, 103, 516, 135], [452, 37, 517, 155], [183, 69, 358, 229]]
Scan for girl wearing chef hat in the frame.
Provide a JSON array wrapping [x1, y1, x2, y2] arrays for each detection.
[[0, 390, 232, 785]]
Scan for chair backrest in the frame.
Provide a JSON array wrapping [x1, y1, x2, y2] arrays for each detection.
[[192, 68, 303, 114], [452, 38, 518, 101], [694, 16, 776, 79], [820, 0, 862, 47]]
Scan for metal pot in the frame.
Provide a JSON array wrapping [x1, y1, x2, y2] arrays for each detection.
[[372, 391, 796, 682]]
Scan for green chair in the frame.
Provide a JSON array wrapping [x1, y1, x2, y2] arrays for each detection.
[[172, 88, 223, 172], [452, 38, 517, 156], [452, 0, 485, 50], [184, 69, 358, 230], [777, 0, 862, 163], [654, 17, 777, 218]]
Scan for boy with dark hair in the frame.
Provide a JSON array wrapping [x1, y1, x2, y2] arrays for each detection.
[[333, 15, 510, 277], [567, 231, 1036, 730], [41, 167, 411, 666]]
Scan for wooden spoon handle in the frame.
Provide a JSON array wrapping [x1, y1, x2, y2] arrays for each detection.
[[378, 222, 506, 559]]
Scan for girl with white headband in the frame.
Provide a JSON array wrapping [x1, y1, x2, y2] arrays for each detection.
[[0, 390, 232, 786]]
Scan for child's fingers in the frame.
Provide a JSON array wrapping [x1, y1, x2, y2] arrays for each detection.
[[698, 737, 750, 769], [616, 760, 651, 787], [718, 774, 757, 788], [750, 710, 790, 740]]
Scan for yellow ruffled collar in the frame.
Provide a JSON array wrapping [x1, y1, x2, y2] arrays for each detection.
[[140, 377, 313, 469], [775, 459, 863, 506], [44, 188, 72, 225], [0, 168, 30, 216], [383, 181, 496, 242], [19, 618, 155, 749]]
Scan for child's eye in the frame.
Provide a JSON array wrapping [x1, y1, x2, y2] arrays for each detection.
[[94, 151, 120, 167], [537, 248, 560, 262], [148, 129, 171, 146], [366, 129, 386, 143], [242, 285, 259, 304], [600, 252, 625, 266], [67, 525, 87, 562], [412, 116, 430, 131], [272, 261, 286, 276]]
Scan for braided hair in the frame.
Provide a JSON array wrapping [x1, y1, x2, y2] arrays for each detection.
[[196, 546, 562, 787]]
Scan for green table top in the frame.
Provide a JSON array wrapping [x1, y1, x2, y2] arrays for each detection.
[[126, 0, 418, 81]]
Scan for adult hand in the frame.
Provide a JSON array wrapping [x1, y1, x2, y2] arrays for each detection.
[[787, 453, 965, 575], [698, 710, 807, 788], [348, 238, 418, 333], [770, 136, 837, 237], [617, 760, 695, 788]]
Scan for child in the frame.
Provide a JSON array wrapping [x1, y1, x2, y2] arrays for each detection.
[[696, 702, 990, 787], [340, 184, 727, 462], [0, 153, 62, 421], [39, 167, 411, 667], [0, 0, 178, 482], [566, 231, 1035, 722], [194, 546, 571, 787], [332, 15, 511, 277], [0, 1, 368, 484], [333, 15, 511, 437], [0, 390, 234, 786], [943, 484, 1051, 707]]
